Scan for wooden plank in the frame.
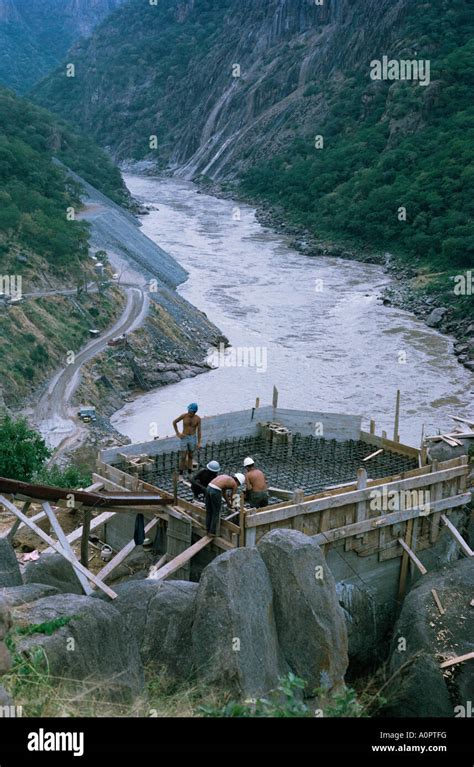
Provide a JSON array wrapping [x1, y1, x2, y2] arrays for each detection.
[[245, 527, 256, 547], [96, 517, 160, 581], [397, 536, 427, 575], [359, 430, 419, 458], [245, 466, 470, 528], [0, 495, 117, 599], [451, 415, 474, 427], [429, 460, 442, 544], [363, 448, 384, 462], [356, 468, 367, 542], [440, 652, 474, 670], [3, 500, 30, 542], [440, 514, 474, 557], [148, 553, 169, 578], [431, 589, 446, 615], [148, 536, 212, 581], [398, 518, 414, 600], [310, 494, 470, 546], [42, 502, 93, 596]]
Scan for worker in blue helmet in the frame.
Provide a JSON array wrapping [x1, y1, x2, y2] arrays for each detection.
[[172, 403, 202, 477]]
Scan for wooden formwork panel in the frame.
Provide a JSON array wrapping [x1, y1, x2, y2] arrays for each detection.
[[167, 516, 192, 580]]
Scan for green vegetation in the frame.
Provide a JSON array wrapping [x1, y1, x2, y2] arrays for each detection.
[[0, 415, 91, 486], [200, 673, 366, 718], [243, 0, 474, 286], [0, 416, 50, 481]]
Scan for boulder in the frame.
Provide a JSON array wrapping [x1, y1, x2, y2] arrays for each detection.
[[426, 307, 448, 327], [258, 530, 348, 693], [191, 547, 288, 697], [12, 594, 144, 703], [383, 559, 474, 717], [109, 579, 198, 679], [23, 553, 83, 594], [0, 596, 12, 680], [0, 539, 22, 588], [1, 584, 59, 607], [426, 438, 471, 464]]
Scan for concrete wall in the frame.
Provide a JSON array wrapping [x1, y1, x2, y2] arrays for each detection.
[[101, 406, 362, 463]]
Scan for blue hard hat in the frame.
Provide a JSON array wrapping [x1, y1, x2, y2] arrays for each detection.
[[188, 403, 198, 412]]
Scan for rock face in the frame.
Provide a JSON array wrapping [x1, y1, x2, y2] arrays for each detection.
[[426, 307, 448, 327], [0, 584, 60, 606], [13, 594, 144, 702], [109, 580, 198, 679], [191, 547, 288, 697], [0, 595, 12, 704], [0, 539, 22, 588], [257, 530, 348, 693], [23, 554, 83, 595], [383, 559, 474, 717]]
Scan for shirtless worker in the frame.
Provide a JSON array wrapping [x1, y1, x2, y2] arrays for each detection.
[[205, 473, 246, 536], [243, 457, 269, 508], [173, 403, 202, 477]]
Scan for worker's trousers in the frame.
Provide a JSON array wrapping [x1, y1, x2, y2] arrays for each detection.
[[205, 486, 222, 535]]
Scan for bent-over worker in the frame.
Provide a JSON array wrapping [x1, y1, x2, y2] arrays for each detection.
[[205, 473, 246, 536], [243, 457, 269, 508], [191, 460, 221, 500]]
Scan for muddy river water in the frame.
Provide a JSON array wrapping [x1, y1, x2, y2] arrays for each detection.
[[111, 175, 472, 447]]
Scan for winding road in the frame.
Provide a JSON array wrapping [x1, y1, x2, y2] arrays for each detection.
[[33, 286, 148, 455]]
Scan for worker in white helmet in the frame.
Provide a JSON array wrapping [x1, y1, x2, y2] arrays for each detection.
[[243, 457, 269, 508], [205, 472, 246, 536], [190, 460, 221, 500]]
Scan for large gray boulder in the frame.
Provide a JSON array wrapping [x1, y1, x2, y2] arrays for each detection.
[[23, 553, 83, 594], [426, 307, 447, 327], [0, 539, 22, 588], [1, 584, 59, 607], [383, 559, 474, 717], [258, 530, 348, 693], [109, 579, 198, 680], [12, 594, 144, 703], [0, 596, 12, 678], [191, 547, 288, 697]]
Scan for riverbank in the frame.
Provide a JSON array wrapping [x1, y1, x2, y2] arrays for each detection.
[[197, 178, 474, 374]]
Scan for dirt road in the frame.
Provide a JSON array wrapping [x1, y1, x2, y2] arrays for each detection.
[[33, 286, 148, 455]]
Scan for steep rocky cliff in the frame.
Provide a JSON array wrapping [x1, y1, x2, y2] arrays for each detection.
[[0, 0, 125, 91]]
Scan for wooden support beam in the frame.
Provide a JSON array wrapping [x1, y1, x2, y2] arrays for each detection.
[[97, 516, 160, 582], [440, 514, 474, 557], [440, 652, 474, 670], [397, 536, 427, 576], [42, 502, 93, 596], [397, 518, 414, 601], [148, 536, 212, 581], [393, 389, 401, 442], [148, 553, 169, 579], [81, 509, 92, 568], [0, 496, 116, 599], [355, 468, 367, 542], [431, 588, 446, 616], [3, 500, 30, 542], [451, 415, 474, 428]]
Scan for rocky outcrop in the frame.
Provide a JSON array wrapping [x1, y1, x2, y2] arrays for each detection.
[[13, 594, 144, 703], [383, 559, 474, 717], [23, 553, 83, 595], [0, 539, 22, 588], [107, 580, 198, 679], [257, 530, 348, 693], [1, 584, 60, 606], [191, 547, 288, 697]]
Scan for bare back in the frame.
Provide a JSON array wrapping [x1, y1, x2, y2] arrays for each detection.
[[246, 468, 267, 492]]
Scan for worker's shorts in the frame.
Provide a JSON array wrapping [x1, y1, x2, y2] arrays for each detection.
[[182, 434, 197, 452], [205, 486, 222, 535], [247, 490, 269, 508]]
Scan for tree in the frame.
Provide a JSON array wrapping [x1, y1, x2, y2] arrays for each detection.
[[0, 417, 51, 481]]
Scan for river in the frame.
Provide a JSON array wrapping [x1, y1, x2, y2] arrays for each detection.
[[111, 175, 472, 447]]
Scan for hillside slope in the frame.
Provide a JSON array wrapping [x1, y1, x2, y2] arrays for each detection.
[[0, 0, 125, 92], [33, 0, 473, 337]]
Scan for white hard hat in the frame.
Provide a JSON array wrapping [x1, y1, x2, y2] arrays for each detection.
[[207, 460, 220, 472], [234, 473, 246, 487], [243, 457, 255, 468]]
